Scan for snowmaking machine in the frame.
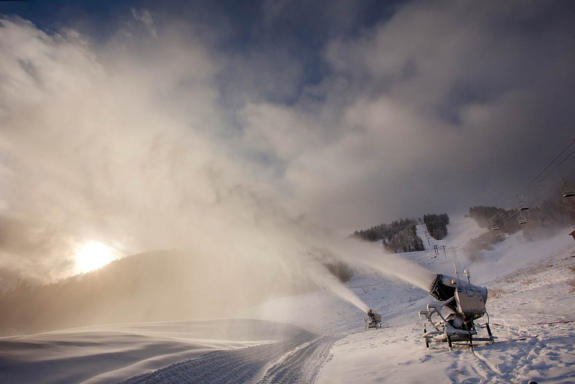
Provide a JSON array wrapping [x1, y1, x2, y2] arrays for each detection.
[[419, 272, 493, 349], [365, 309, 383, 329]]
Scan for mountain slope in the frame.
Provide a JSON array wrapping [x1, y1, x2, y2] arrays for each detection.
[[0, 250, 294, 335]]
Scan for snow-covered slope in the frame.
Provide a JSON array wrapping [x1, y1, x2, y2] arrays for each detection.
[[317, 221, 575, 384], [1, 218, 574, 383], [0, 319, 318, 383]]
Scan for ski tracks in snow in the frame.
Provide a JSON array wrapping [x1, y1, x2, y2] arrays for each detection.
[[258, 336, 338, 384], [121, 335, 338, 384]]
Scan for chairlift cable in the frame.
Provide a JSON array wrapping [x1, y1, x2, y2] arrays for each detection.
[[526, 138, 575, 187], [531, 147, 575, 186], [499, 137, 575, 227], [554, 148, 575, 169], [477, 138, 573, 231]]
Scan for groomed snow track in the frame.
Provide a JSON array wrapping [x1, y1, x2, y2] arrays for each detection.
[[122, 335, 338, 384], [258, 336, 337, 384]]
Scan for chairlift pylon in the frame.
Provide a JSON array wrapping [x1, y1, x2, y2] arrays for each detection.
[[560, 179, 575, 199]]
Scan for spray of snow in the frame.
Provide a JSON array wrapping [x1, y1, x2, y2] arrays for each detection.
[[358, 252, 435, 292], [329, 237, 436, 292], [0, 18, 440, 332], [309, 263, 369, 312]]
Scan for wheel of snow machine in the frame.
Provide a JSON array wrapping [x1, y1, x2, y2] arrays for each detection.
[[425, 338, 429, 348], [469, 335, 473, 350], [447, 336, 452, 350]]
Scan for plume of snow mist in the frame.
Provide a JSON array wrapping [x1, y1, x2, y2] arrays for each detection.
[[357, 252, 435, 292], [0, 17, 435, 335], [0, 18, 372, 332], [307, 261, 369, 313], [326, 238, 436, 292]]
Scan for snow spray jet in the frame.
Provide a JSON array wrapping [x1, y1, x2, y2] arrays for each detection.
[[329, 238, 436, 292], [355, 251, 435, 291], [306, 261, 369, 313]]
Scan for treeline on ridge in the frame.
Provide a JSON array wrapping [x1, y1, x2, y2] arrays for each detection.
[[353, 213, 451, 253], [423, 213, 449, 240]]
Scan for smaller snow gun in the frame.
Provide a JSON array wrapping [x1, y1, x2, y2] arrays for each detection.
[[365, 308, 382, 330], [419, 273, 494, 349]]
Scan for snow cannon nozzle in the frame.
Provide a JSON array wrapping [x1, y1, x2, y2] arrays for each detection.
[[366, 308, 380, 317], [428, 274, 488, 321]]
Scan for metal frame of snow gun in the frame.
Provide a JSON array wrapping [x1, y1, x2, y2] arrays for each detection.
[[419, 274, 494, 350]]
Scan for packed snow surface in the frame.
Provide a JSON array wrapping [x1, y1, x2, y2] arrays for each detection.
[[1, 218, 574, 383]]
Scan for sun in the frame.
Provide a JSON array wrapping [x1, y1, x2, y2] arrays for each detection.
[[74, 241, 120, 274]]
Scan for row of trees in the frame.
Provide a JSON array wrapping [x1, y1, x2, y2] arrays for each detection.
[[464, 200, 575, 260], [353, 218, 425, 253], [353, 218, 415, 242], [468, 206, 518, 233], [423, 213, 450, 240], [353, 213, 453, 253], [468, 199, 575, 235]]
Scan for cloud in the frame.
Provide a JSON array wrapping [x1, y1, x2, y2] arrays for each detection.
[[131, 9, 157, 38], [0, 17, 287, 284], [0, 15, 379, 305], [0, 0, 574, 288], [241, 0, 575, 227]]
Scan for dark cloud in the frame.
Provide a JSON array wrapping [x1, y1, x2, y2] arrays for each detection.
[[241, 0, 575, 227]]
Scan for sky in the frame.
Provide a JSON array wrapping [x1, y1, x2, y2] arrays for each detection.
[[0, 0, 574, 285]]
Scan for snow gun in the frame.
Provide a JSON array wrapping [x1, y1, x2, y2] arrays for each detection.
[[419, 273, 494, 349], [365, 308, 382, 330]]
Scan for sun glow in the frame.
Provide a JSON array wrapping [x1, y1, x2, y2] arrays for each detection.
[[75, 241, 120, 274]]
